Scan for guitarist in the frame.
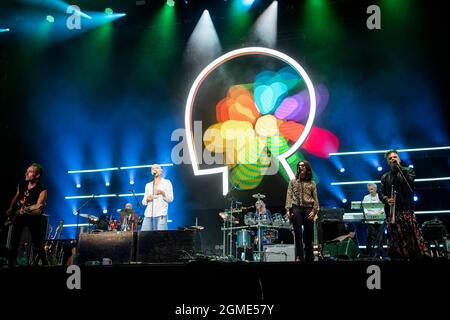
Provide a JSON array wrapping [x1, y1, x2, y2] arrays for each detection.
[[6, 163, 48, 266]]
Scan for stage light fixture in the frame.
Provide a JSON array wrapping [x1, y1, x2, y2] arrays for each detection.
[[339, 168, 345, 173], [103, 209, 108, 214], [0, 28, 10, 33], [105, 8, 114, 15], [414, 195, 418, 202], [46, 15, 55, 23], [342, 198, 347, 204], [105, 182, 110, 187], [76, 183, 81, 188], [129, 180, 135, 185], [166, 0, 175, 7], [377, 166, 383, 172]]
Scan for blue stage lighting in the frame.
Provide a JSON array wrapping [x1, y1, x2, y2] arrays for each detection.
[[377, 166, 383, 172], [103, 209, 108, 214], [0, 28, 10, 33], [339, 168, 345, 173], [243, 0, 255, 6], [105, 182, 110, 187], [129, 180, 135, 185], [76, 183, 81, 188], [166, 0, 175, 7], [413, 195, 418, 202], [342, 198, 347, 204], [409, 164, 414, 169]]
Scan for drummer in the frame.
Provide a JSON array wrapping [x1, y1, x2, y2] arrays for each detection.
[[120, 203, 138, 231], [255, 200, 272, 224]]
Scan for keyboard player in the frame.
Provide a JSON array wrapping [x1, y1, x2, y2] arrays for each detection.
[[362, 183, 385, 258]]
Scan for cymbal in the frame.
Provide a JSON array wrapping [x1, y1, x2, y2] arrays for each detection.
[[190, 225, 205, 230], [218, 212, 239, 224], [79, 213, 99, 222], [252, 193, 266, 199]]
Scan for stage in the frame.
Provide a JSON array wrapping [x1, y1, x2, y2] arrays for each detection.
[[2, 258, 449, 317]]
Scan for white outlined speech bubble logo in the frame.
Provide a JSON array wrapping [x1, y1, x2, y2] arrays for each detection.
[[185, 47, 316, 195]]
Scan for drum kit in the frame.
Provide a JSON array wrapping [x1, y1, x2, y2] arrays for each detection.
[[79, 212, 143, 233], [219, 193, 293, 261]]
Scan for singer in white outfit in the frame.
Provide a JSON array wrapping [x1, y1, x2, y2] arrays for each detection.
[[141, 165, 174, 231]]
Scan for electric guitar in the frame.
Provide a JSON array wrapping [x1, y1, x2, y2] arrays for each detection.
[[4, 190, 43, 227]]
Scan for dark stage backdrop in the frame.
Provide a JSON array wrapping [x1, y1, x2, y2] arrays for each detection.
[[1, 0, 449, 252]]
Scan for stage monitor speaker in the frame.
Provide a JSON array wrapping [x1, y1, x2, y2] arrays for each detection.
[[137, 230, 195, 263], [78, 231, 135, 265], [319, 208, 344, 222], [322, 238, 360, 260]]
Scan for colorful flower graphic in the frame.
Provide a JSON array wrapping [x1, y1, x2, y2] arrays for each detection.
[[203, 66, 339, 190]]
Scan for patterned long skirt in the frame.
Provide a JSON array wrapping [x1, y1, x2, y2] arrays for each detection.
[[386, 210, 429, 260]]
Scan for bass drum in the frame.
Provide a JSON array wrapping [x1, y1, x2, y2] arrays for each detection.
[[236, 230, 252, 248]]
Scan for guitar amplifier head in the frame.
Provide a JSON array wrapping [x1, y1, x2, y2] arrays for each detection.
[[319, 208, 344, 222]]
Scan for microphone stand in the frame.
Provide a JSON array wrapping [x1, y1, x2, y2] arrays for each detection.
[[128, 189, 141, 263], [152, 177, 156, 230], [224, 183, 239, 259], [129, 189, 142, 232], [73, 194, 97, 250], [395, 163, 413, 193]]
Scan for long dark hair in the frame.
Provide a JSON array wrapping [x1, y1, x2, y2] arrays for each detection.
[[295, 160, 313, 181]]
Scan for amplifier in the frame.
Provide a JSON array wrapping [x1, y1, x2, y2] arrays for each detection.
[[137, 230, 195, 263], [263, 244, 295, 262], [319, 208, 344, 222], [78, 231, 135, 265]]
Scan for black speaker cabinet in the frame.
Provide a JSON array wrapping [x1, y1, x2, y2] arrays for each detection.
[[78, 231, 135, 264], [137, 230, 195, 263]]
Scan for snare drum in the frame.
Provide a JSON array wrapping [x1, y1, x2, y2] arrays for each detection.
[[236, 230, 252, 248]]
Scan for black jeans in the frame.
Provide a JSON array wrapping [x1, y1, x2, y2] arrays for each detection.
[[366, 223, 385, 257], [291, 205, 314, 261], [9, 214, 48, 266]]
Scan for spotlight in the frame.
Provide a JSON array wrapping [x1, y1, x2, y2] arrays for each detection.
[[0, 28, 10, 33], [409, 164, 414, 169], [243, 0, 255, 6], [105, 8, 114, 15], [46, 15, 55, 23], [129, 180, 135, 185], [105, 182, 110, 187], [103, 209, 108, 214], [413, 195, 418, 202], [377, 166, 383, 172], [76, 183, 81, 188], [339, 168, 345, 173], [166, 0, 175, 7], [342, 198, 347, 204]]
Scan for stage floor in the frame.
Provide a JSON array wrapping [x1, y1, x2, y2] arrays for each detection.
[[1, 258, 449, 318]]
